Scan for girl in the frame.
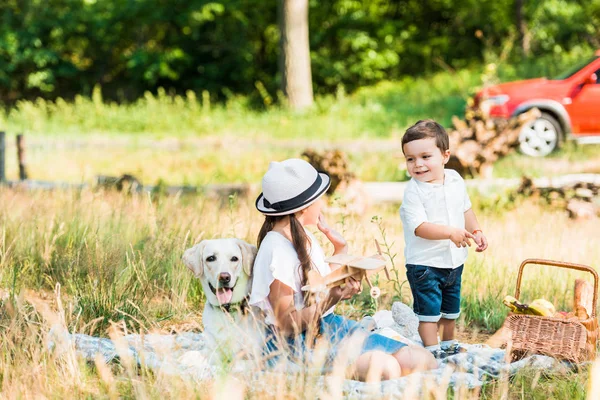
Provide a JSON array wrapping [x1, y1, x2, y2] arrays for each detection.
[[249, 158, 436, 381]]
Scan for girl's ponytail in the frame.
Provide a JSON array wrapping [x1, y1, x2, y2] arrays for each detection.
[[257, 216, 278, 248], [289, 214, 314, 305]]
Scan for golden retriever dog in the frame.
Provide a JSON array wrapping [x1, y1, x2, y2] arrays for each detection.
[[183, 238, 263, 358]]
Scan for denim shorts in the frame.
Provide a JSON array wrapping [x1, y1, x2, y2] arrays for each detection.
[[264, 313, 407, 366], [406, 264, 463, 322]]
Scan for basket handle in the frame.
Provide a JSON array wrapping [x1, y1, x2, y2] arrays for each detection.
[[514, 258, 598, 318]]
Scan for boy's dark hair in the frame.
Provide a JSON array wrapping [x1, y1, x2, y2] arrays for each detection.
[[401, 119, 449, 153]]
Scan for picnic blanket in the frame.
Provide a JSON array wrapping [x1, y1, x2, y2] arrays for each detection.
[[47, 324, 568, 398]]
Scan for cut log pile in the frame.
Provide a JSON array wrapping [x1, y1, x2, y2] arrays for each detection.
[[303, 107, 542, 186], [517, 175, 600, 219], [302, 149, 370, 214], [301, 149, 355, 194], [446, 107, 542, 178]]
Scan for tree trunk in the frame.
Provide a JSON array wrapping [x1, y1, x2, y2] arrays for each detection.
[[278, 0, 314, 110], [515, 0, 531, 55]]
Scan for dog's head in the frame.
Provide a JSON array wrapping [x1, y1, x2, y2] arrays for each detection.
[[182, 238, 257, 307]]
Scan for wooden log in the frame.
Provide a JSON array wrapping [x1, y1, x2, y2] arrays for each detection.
[[17, 134, 28, 180], [97, 174, 143, 193], [479, 163, 494, 179], [566, 199, 598, 220], [446, 107, 543, 177], [0, 131, 5, 182], [453, 140, 481, 167], [452, 115, 468, 131], [302, 148, 355, 194], [473, 120, 488, 143]]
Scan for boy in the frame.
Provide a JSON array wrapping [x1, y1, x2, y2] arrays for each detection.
[[399, 119, 488, 358]]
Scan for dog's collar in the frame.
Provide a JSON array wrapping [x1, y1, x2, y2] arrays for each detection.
[[211, 296, 250, 314]]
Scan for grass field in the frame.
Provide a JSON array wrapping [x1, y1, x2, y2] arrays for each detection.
[[1, 47, 598, 187], [0, 187, 598, 398], [1, 135, 599, 186], [1, 48, 599, 398]]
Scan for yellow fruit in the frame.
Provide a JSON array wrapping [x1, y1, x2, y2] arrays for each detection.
[[502, 295, 518, 311], [530, 299, 556, 315], [528, 304, 552, 316], [503, 295, 557, 317], [503, 295, 530, 314]]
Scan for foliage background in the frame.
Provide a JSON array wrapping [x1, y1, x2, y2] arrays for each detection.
[[1, 0, 599, 105]]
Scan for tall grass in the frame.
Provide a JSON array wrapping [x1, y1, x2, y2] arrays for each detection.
[[0, 71, 472, 139], [0, 187, 599, 398]]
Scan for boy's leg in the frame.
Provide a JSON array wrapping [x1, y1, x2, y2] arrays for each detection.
[[438, 318, 455, 341], [439, 265, 465, 353], [406, 264, 443, 348], [418, 322, 439, 347]]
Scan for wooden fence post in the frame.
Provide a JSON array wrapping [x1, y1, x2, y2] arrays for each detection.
[[0, 131, 5, 183], [17, 134, 28, 180]]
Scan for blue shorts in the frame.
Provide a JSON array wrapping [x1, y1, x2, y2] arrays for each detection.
[[264, 313, 407, 366], [406, 264, 463, 322]]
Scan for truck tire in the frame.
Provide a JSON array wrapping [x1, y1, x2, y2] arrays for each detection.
[[518, 112, 563, 157]]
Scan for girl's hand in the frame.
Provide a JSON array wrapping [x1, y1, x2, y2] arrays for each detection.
[[330, 277, 362, 301], [474, 231, 488, 252], [317, 214, 348, 254]]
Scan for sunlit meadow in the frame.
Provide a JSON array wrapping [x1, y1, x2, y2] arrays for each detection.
[[0, 185, 598, 398], [1, 48, 600, 398]]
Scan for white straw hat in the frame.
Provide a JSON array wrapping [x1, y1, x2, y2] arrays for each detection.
[[256, 158, 331, 216]]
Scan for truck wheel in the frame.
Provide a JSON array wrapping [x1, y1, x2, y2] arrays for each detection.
[[518, 112, 563, 157]]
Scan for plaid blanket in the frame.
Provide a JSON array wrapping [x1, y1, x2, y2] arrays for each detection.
[[48, 324, 567, 397]]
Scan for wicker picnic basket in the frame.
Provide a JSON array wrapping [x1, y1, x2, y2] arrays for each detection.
[[503, 258, 599, 362]]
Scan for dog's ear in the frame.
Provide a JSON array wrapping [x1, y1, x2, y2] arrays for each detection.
[[182, 241, 206, 277], [236, 239, 257, 276]]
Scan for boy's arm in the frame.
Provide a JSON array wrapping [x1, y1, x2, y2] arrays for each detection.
[[415, 222, 476, 248], [464, 208, 488, 252], [414, 222, 454, 240], [401, 187, 475, 248], [464, 208, 481, 233]]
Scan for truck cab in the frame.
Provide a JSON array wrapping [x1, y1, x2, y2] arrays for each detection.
[[475, 50, 600, 157]]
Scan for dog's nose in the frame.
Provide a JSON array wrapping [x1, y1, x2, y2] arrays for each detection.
[[218, 272, 231, 285]]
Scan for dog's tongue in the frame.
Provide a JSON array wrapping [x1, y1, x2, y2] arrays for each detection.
[[216, 288, 233, 304]]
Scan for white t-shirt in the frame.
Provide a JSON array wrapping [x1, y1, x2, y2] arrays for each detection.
[[249, 229, 334, 326], [399, 169, 472, 269]]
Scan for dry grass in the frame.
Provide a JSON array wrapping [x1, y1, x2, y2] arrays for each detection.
[[0, 187, 599, 399], [1, 135, 598, 185]]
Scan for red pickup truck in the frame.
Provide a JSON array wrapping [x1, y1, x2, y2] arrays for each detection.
[[474, 50, 600, 156]]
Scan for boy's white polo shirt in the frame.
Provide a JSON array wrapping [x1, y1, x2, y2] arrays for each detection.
[[399, 169, 472, 269]]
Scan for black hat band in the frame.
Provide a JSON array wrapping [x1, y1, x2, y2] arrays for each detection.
[[263, 174, 323, 211]]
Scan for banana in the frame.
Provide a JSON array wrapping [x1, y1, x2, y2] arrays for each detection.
[[502, 295, 518, 312], [528, 303, 553, 316], [530, 299, 556, 316], [503, 295, 531, 314], [502, 295, 556, 317]]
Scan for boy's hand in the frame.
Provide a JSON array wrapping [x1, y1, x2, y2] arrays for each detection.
[[474, 231, 488, 252], [449, 228, 477, 248], [317, 214, 348, 254]]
